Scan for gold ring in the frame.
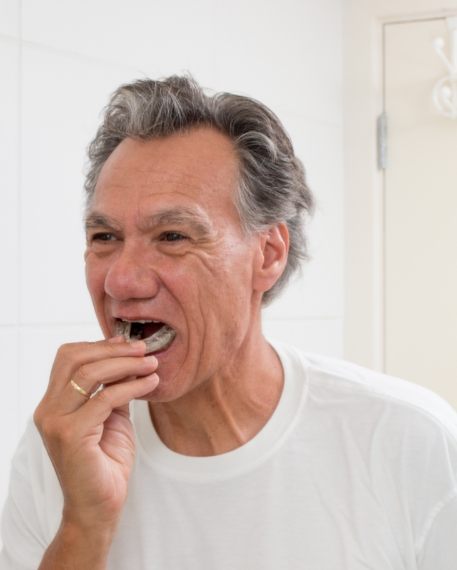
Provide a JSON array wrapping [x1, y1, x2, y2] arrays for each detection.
[[70, 379, 90, 399]]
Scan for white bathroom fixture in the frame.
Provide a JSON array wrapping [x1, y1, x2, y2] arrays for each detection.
[[432, 17, 457, 118]]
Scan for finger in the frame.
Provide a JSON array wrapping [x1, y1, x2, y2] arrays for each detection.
[[107, 335, 125, 344], [48, 338, 147, 391], [71, 354, 158, 392], [72, 373, 160, 432], [62, 355, 158, 414]]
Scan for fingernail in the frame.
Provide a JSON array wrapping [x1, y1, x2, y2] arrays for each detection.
[[145, 355, 158, 364], [145, 373, 160, 386], [130, 340, 146, 349]]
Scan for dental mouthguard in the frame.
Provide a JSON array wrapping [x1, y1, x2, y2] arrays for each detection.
[[115, 320, 176, 354]]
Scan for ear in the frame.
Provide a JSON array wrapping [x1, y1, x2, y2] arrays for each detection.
[[252, 222, 289, 295]]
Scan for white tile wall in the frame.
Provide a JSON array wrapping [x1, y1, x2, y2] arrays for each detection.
[[0, 329, 19, 509], [0, 37, 19, 325], [263, 317, 343, 357], [20, 46, 136, 324], [210, 0, 343, 125], [0, 0, 19, 37], [22, 0, 218, 73], [0, 0, 344, 540], [18, 324, 102, 432], [264, 119, 344, 319], [21, 0, 342, 123]]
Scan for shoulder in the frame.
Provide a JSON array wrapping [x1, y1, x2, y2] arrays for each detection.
[[272, 341, 457, 463], [302, 353, 457, 434], [284, 343, 457, 440], [276, 343, 457, 519]]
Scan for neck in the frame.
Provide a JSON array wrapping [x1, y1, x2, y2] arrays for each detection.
[[148, 331, 284, 457]]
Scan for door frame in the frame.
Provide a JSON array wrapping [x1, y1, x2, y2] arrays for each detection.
[[343, 0, 457, 371]]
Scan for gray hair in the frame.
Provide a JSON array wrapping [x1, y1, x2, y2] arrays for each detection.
[[85, 75, 314, 304]]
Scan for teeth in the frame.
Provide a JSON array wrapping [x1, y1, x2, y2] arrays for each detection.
[[114, 320, 176, 354], [115, 320, 131, 340], [144, 325, 176, 354]]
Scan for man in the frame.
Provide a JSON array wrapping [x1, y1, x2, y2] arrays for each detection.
[[1, 76, 457, 569]]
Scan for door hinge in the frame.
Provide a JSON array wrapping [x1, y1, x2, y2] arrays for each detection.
[[377, 112, 388, 170]]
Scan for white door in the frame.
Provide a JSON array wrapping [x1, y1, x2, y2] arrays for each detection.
[[384, 17, 457, 408]]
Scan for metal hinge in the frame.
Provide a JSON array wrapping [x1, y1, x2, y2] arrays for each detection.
[[377, 112, 388, 170]]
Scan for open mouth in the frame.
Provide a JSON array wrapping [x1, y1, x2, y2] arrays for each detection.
[[115, 319, 176, 354]]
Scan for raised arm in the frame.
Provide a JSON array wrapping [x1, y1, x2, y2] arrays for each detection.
[[33, 336, 159, 569]]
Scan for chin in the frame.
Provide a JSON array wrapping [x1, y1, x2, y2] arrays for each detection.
[[136, 376, 182, 404]]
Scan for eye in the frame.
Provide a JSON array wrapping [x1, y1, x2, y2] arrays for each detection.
[[90, 232, 117, 243], [159, 231, 187, 242]]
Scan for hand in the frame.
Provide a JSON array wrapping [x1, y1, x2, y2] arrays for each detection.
[[34, 336, 159, 536]]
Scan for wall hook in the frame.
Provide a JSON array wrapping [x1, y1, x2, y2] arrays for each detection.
[[432, 17, 457, 118]]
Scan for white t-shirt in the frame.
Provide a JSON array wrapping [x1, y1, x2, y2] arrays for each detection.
[[1, 342, 457, 569]]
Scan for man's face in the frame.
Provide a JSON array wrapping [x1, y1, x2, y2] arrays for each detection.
[[84, 128, 262, 402]]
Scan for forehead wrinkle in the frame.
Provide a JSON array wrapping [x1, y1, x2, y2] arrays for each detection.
[[138, 207, 213, 236], [84, 206, 214, 237]]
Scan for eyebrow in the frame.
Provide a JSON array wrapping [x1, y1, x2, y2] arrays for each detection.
[[84, 213, 121, 231], [85, 207, 212, 237]]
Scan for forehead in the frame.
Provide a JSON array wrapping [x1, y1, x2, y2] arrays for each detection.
[[90, 127, 241, 221]]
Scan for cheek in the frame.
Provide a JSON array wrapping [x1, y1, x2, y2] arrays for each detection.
[[85, 256, 107, 301]]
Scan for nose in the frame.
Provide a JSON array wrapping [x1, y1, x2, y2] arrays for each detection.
[[104, 243, 161, 301]]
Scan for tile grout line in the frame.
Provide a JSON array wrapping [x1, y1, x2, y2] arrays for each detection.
[[0, 32, 19, 42], [0, 318, 342, 329], [0, 322, 101, 328], [0, 36, 342, 131], [17, 0, 23, 439]]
